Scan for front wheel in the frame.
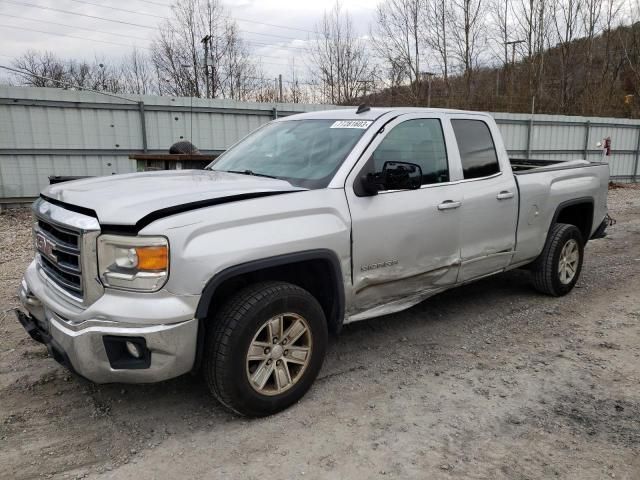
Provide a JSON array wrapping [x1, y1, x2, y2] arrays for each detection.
[[203, 281, 328, 417], [531, 223, 584, 296]]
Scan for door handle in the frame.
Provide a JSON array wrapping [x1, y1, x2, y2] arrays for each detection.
[[496, 191, 514, 200], [437, 200, 462, 211]]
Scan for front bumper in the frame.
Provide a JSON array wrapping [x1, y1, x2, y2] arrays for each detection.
[[17, 261, 200, 384]]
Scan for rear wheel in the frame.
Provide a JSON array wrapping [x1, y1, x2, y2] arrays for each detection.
[[203, 281, 327, 417], [531, 223, 584, 296]]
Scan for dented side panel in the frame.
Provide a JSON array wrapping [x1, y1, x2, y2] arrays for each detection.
[[343, 112, 467, 319], [346, 181, 464, 317]]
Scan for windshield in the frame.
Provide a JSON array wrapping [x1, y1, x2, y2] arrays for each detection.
[[207, 119, 371, 189]]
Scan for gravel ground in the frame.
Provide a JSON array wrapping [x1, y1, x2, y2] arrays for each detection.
[[1, 185, 639, 480]]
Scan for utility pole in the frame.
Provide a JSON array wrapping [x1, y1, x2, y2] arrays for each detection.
[[201, 35, 211, 99], [420, 72, 436, 107], [278, 74, 283, 103]]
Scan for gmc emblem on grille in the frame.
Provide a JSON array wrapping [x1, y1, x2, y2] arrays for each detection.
[[35, 232, 57, 262]]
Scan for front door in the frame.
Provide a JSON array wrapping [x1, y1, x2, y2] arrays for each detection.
[[345, 115, 464, 320]]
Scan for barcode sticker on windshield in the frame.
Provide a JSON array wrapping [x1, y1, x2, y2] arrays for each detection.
[[330, 120, 372, 129]]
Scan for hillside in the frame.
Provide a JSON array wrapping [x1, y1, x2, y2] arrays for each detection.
[[361, 22, 640, 118]]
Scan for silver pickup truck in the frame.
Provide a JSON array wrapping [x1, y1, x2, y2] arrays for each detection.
[[17, 107, 610, 416]]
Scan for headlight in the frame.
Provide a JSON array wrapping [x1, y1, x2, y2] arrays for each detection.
[[97, 235, 169, 292]]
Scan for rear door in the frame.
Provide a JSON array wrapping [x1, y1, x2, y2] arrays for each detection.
[[448, 117, 519, 282], [345, 113, 464, 319]]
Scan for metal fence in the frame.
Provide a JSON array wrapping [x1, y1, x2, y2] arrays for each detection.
[[493, 112, 640, 181], [1, 85, 638, 202]]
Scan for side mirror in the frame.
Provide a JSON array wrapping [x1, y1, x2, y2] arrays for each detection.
[[359, 161, 423, 195]]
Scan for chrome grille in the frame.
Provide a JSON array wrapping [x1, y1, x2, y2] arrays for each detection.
[[32, 198, 103, 306], [35, 217, 83, 299]]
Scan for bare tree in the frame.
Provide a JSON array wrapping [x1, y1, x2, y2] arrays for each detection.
[[424, 0, 452, 102], [309, 0, 373, 104], [287, 59, 303, 103], [511, 0, 551, 105], [199, 0, 231, 98], [371, 0, 424, 104], [11, 51, 124, 92], [12, 51, 66, 88], [121, 49, 154, 95], [219, 23, 259, 100], [485, 0, 512, 102], [490, 0, 511, 67], [152, 23, 193, 96], [618, 0, 640, 92], [551, 0, 584, 111], [151, 0, 262, 99], [599, 0, 622, 89], [450, 0, 486, 101]]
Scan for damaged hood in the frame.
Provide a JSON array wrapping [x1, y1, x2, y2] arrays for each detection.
[[42, 169, 302, 227]]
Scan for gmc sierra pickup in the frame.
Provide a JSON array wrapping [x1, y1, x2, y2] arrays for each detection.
[[16, 107, 610, 416]]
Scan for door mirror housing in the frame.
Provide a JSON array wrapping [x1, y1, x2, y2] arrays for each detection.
[[360, 161, 423, 195]]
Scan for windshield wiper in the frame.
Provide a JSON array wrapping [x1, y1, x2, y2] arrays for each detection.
[[223, 169, 280, 180]]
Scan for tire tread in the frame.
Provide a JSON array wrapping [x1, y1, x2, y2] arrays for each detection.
[[531, 223, 583, 296]]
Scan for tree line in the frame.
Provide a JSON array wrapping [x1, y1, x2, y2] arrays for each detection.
[[4, 0, 640, 117]]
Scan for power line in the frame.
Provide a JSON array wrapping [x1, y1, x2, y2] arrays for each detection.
[[0, 2, 317, 73], [239, 30, 306, 42], [0, 29, 305, 71], [1, 0, 158, 30], [0, 24, 306, 68], [65, 0, 167, 20], [247, 40, 307, 52], [0, 13, 151, 42], [0, 12, 308, 52], [3, 0, 321, 38], [0, 23, 153, 50], [131, 0, 173, 6], [1, 1, 312, 55], [50, 0, 317, 39], [127, 0, 320, 36]]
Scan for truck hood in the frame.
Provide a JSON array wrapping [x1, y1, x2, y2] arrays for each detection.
[[42, 169, 303, 227]]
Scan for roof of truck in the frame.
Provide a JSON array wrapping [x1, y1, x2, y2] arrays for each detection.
[[281, 107, 490, 121]]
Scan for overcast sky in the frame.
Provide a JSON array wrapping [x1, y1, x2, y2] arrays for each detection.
[[0, 0, 376, 78]]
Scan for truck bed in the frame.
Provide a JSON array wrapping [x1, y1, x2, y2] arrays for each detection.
[[510, 158, 606, 174], [510, 159, 609, 265]]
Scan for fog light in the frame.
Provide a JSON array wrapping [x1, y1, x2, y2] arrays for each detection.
[[103, 336, 151, 369], [125, 340, 142, 359]]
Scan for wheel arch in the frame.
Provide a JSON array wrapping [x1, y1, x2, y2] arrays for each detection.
[[195, 249, 345, 333], [549, 197, 594, 243]]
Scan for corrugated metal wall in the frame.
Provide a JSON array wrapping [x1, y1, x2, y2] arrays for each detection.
[[1, 86, 639, 200], [491, 112, 640, 180]]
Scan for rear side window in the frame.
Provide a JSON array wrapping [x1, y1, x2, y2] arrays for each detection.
[[451, 119, 500, 179]]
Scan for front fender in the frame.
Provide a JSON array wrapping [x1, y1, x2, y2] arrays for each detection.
[[139, 189, 352, 300]]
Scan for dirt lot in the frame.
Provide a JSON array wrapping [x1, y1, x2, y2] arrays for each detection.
[[1, 185, 639, 480]]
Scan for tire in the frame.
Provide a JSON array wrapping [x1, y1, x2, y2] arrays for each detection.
[[531, 223, 584, 296], [203, 281, 328, 417]]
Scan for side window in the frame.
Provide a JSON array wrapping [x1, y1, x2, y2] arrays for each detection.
[[451, 119, 500, 179], [371, 119, 449, 185]]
